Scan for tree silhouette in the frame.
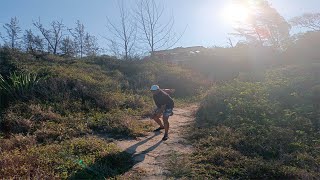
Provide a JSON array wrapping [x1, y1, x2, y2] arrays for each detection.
[[69, 20, 85, 58], [2, 17, 22, 49], [105, 0, 136, 60], [290, 13, 320, 31], [230, 0, 291, 50], [33, 18, 65, 54], [135, 0, 184, 56]]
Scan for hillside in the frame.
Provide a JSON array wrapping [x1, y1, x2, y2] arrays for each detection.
[[0, 48, 208, 179], [168, 63, 320, 179], [2, 0, 320, 178], [1, 37, 320, 179]]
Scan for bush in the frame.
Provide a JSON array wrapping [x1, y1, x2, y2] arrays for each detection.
[[0, 50, 209, 179], [189, 65, 320, 178], [0, 136, 133, 179], [1, 102, 61, 134], [0, 134, 37, 151], [89, 57, 209, 97], [87, 109, 154, 137]]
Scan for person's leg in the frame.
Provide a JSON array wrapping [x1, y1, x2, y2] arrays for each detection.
[[163, 116, 169, 136], [153, 115, 164, 129], [162, 108, 173, 140]]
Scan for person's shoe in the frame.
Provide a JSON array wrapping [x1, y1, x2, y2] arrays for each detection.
[[153, 127, 164, 132], [162, 134, 169, 141]]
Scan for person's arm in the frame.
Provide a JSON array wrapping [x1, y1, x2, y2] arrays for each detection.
[[151, 105, 164, 119], [153, 95, 161, 108]]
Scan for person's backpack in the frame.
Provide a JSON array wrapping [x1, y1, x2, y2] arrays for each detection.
[[162, 89, 175, 95]]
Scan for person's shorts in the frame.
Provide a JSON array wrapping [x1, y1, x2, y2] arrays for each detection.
[[163, 108, 174, 118], [152, 108, 174, 118]]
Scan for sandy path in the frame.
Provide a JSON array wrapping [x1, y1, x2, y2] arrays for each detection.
[[116, 105, 197, 179]]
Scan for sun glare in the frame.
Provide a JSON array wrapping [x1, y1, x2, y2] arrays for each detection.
[[222, 3, 250, 25]]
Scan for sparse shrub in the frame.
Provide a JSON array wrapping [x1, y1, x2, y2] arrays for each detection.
[[87, 109, 153, 137], [0, 134, 36, 151], [0, 102, 63, 135], [0, 110, 32, 134], [0, 136, 133, 179], [34, 117, 91, 143], [189, 65, 320, 178], [167, 151, 192, 178], [0, 48, 18, 77], [122, 94, 149, 110], [89, 57, 209, 97]]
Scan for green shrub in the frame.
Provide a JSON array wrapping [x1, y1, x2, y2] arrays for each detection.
[[89, 57, 209, 98], [0, 134, 37, 151], [0, 136, 133, 179], [1, 102, 61, 134], [0, 50, 209, 179], [189, 65, 320, 178], [166, 151, 193, 178], [87, 109, 154, 137]]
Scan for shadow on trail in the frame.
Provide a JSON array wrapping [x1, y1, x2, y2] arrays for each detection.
[[70, 132, 162, 179], [127, 131, 163, 162], [125, 131, 162, 154]]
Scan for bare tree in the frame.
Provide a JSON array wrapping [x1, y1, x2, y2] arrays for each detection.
[[69, 20, 85, 58], [227, 37, 234, 48], [83, 33, 99, 56], [108, 39, 120, 58], [2, 17, 22, 49], [33, 18, 65, 54], [290, 13, 320, 31], [60, 36, 75, 57], [106, 1, 136, 60], [23, 29, 44, 53], [0, 32, 3, 47], [24, 29, 34, 52], [135, 0, 184, 56]]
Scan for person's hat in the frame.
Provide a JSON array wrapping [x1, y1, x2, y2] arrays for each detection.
[[150, 85, 160, 91]]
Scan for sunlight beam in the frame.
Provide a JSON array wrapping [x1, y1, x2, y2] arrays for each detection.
[[221, 2, 250, 25]]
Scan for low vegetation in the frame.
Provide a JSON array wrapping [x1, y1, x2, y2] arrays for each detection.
[[168, 63, 320, 179], [0, 136, 133, 179], [0, 48, 208, 178], [1, 1, 320, 178]]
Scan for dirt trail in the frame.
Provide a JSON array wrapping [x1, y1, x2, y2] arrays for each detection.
[[116, 105, 197, 179]]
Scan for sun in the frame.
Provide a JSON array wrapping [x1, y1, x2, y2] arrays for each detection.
[[222, 3, 250, 24]]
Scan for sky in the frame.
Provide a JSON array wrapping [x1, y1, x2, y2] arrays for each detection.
[[0, 0, 320, 52]]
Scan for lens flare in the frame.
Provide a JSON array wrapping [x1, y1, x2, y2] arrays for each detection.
[[222, 3, 250, 25]]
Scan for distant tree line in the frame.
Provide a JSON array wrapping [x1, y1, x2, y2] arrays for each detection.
[[0, 17, 100, 58], [0, 0, 183, 60]]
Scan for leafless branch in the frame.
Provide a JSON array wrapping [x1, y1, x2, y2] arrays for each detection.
[[134, 0, 184, 55], [105, 0, 137, 60]]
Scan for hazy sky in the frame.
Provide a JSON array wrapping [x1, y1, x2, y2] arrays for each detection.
[[1, 0, 319, 51]]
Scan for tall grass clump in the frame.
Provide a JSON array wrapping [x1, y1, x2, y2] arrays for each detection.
[[0, 72, 41, 100]]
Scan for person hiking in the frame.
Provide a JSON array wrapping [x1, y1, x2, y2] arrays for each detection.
[[150, 85, 175, 141]]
